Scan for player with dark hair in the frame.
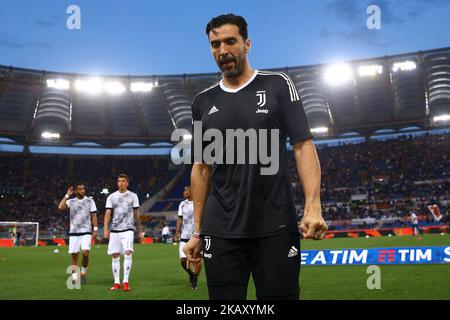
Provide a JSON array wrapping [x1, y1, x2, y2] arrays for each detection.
[[183, 13, 327, 300], [58, 183, 98, 285], [104, 174, 144, 291]]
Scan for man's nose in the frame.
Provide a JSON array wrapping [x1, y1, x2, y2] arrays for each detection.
[[218, 43, 229, 56]]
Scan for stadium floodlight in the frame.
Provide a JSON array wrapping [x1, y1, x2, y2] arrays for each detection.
[[392, 61, 417, 72], [324, 63, 353, 86], [41, 131, 60, 139], [75, 77, 103, 94], [130, 82, 153, 92], [104, 81, 126, 95], [433, 114, 450, 122], [46, 78, 70, 90], [358, 64, 383, 77], [101, 188, 109, 195], [311, 127, 329, 134], [183, 134, 192, 141]]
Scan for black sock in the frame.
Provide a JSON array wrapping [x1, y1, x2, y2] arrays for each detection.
[[185, 268, 194, 277]]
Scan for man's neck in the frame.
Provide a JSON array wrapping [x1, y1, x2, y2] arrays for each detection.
[[118, 189, 127, 194], [222, 64, 254, 90]]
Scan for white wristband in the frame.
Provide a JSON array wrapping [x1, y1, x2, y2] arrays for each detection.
[[93, 227, 98, 231], [64, 194, 69, 199]]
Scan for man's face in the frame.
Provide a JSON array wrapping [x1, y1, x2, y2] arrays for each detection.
[[183, 186, 191, 199], [117, 178, 129, 190], [209, 24, 250, 78], [76, 185, 85, 198]]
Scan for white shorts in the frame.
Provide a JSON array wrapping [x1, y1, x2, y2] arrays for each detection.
[[179, 241, 187, 259], [108, 231, 134, 255], [68, 234, 92, 254]]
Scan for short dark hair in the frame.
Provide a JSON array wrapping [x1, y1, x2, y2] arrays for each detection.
[[74, 182, 84, 188], [206, 13, 248, 40], [118, 173, 129, 182]]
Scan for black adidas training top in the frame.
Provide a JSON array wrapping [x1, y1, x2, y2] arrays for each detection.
[[191, 70, 313, 238]]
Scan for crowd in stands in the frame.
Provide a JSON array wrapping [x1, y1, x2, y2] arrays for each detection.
[[1, 133, 448, 236], [289, 133, 449, 229]]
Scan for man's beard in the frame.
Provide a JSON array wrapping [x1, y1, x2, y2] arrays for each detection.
[[217, 54, 245, 78]]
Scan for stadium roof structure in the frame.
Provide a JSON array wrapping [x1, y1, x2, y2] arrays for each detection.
[[0, 47, 449, 147]]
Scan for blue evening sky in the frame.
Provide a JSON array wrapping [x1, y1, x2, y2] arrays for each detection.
[[0, 0, 449, 75]]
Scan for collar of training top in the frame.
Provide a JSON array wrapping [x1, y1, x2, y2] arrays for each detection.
[[219, 69, 259, 93]]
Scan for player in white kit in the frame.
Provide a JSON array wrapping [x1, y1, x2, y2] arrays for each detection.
[[58, 183, 98, 285], [175, 186, 200, 289], [104, 174, 143, 291]]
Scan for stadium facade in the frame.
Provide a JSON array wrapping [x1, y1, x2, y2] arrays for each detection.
[[0, 47, 449, 149]]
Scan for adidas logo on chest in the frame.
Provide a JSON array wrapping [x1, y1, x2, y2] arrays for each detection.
[[208, 106, 219, 115]]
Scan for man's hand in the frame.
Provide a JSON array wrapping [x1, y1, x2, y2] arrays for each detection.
[[138, 231, 144, 243], [300, 203, 328, 240], [183, 237, 202, 272], [92, 230, 98, 240], [103, 228, 109, 240], [67, 186, 74, 196], [174, 234, 180, 243]]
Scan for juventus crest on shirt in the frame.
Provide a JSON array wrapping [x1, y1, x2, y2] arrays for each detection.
[[191, 70, 313, 238]]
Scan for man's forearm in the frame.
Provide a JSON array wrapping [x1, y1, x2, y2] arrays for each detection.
[[57, 196, 68, 210], [175, 217, 182, 237], [91, 213, 98, 228], [294, 139, 321, 208], [191, 163, 211, 233], [134, 210, 142, 234]]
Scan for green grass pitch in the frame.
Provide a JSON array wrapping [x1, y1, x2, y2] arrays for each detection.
[[0, 234, 449, 300]]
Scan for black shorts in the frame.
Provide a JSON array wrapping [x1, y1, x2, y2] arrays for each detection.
[[201, 232, 300, 300]]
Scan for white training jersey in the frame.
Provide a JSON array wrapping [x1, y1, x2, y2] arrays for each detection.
[[162, 226, 170, 236], [66, 196, 97, 235], [178, 199, 194, 240], [411, 213, 418, 224], [106, 190, 139, 232]]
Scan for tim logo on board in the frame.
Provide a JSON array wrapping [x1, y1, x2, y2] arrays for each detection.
[[301, 246, 450, 266]]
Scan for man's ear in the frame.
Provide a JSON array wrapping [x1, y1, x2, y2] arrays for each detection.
[[245, 38, 251, 54]]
